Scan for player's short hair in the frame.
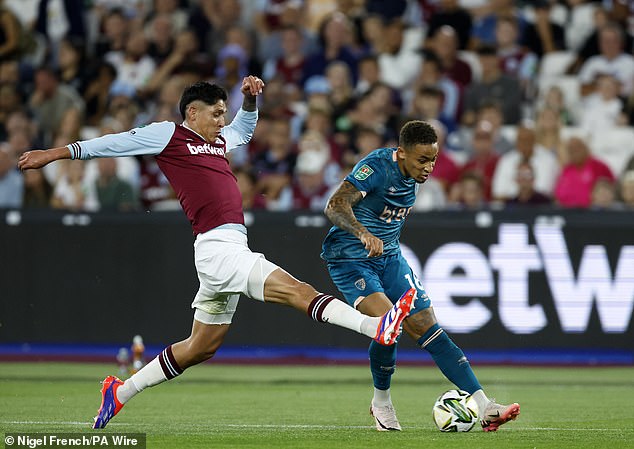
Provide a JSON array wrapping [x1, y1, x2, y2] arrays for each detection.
[[399, 120, 437, 150], [179, 82, 228, 119]]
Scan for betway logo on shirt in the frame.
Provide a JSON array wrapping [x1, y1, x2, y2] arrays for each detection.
[[186, 140, 225, 156]]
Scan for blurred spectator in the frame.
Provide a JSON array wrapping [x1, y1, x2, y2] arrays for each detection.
[[539, 85, 574, 126], [252, 117, 296, 205], [145, 0, 187, 35], [425, 0, 472, 50], [579, 73, 627, 137], [460, 120, 500, 200], [426, 25, 472, 88], [104, 29, 156, 96], [619, 170, 634, 209], [376, 18, 423, 91], [567, 8, 634, 75], [474, 101, 514, 155], [234, 166, 265, 210], [262, 25, 306, 87], [215, 43, 249, 118], [141, 30, 211, 99], [590, 177, 621, 210], [94, 7, 129, 56], [0, 83, 22, 139], [521, 0, 566, 58], [95, 157, 137, 211], [447, 171, 486, 210], [578, 22, 634, 97], [413, 50, 460, 123], [189, 0, 232, 57], [28, 66, 84, 147], [225, 24, 262, 80], [359, 13, 383, 56], [0, 142, 22, 207], [0, 0, 22, 61], [254, 1, 314, 64], [295, 128, 341, 186], [554, 136, 615, 208], [50, 159, 88, 211], [82, 61, 117, 126], [495, 16, 538, 98], [409, 85, 456, 134], [289, 148, 332, 211], [354, 54, 380, 95], [505, 160, 552, 207], [303, 12, 358, 84], [535, 106, 567, 165], [352, 126, 383, 161], [468, 0, 526, 50], [146, 13, 174, 64], [492, 123, 559, 201], [22, 167, 53, 208], [461, 45, 522, 126], [137, 154, 175, 211], [325, 60, 355, 123], [58, 36, 88, 93]]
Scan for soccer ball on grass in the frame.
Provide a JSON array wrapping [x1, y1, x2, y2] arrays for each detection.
[[432, 389, 479, 432]]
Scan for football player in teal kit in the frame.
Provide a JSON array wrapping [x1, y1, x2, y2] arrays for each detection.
[[322, 120, 520, 432]]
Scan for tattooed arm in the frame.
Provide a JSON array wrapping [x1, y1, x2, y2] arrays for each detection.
[[325, 181, 384, 257]]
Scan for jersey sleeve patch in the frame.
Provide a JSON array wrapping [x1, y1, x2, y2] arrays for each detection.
[[353, 164, 374, 180]]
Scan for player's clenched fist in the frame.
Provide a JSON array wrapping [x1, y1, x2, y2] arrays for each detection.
[[241, 76, 264, 96]]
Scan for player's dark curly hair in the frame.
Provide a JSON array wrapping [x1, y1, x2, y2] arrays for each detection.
[[399, 120, 437, 150], [179, 82, 228, 119]]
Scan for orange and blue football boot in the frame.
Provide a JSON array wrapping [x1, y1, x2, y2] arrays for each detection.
[[92, 375, 124, 429], [374, 288, 416, 346]]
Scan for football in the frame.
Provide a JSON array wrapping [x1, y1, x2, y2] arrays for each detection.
[[432, 389, 479, 432]]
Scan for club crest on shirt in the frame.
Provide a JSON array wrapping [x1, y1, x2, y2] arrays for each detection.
[[354, 278, 366, 291], [354, 164, 374, 180]]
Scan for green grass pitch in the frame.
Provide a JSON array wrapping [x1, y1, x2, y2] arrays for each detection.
[[1, 362, 633, 448]]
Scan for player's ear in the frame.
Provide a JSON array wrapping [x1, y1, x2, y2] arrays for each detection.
[[187, 104, 196, 121], [396, 146, 407, 160]]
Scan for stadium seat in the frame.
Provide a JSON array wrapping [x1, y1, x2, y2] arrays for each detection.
[[538, 51, 576, 81], [589, 127, 634, 177]]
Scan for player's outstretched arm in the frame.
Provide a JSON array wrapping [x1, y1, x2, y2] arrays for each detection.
[[325, 181, 384, 257], [18, 146, 71, 170]]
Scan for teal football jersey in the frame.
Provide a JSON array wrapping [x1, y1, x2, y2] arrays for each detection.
[[322, 148, 418, 261]]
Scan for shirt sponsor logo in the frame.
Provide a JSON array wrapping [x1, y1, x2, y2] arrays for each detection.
[[354, 164, 374, 180], [186, 142, 225, 156]]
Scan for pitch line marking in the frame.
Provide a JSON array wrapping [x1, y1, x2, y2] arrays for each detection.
[[2, 421, 633, 432]]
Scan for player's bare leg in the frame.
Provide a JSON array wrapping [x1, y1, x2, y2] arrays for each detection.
[[405, 308, 520, 431], [262, 267, 414, 345], [93, 319, 230, 429]]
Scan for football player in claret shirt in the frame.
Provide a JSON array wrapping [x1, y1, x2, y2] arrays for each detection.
[[321, 120, 520, 432], [18, 76, 416, 429]]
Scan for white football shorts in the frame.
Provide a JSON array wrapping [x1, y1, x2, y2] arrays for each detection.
[[191, 227, 279, 325]]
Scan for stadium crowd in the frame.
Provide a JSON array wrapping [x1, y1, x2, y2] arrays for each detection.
[[1, 0, 634, 212]]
